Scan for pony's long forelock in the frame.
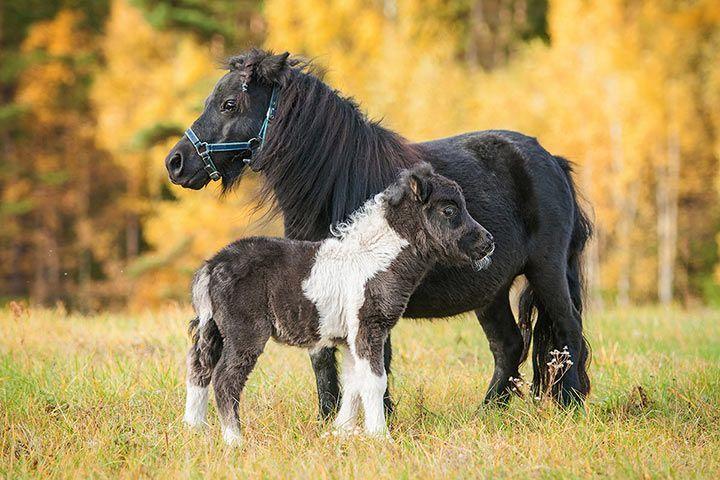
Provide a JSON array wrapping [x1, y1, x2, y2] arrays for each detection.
[[223, 51, 420, 239]]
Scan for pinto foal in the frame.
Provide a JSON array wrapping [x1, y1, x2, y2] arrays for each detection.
[[183, 164, 494, 444]]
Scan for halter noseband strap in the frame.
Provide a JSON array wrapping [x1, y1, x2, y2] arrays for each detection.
[[185, 86, 280, 181]]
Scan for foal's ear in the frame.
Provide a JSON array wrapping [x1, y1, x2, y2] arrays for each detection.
[[257, 52, 291, 84], [408, 172, 433, 203]]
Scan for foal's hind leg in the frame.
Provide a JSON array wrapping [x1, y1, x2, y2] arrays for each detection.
[[212, 345, 264, 445], [184, 318, 222, 428], [476, 286, 524, 405]]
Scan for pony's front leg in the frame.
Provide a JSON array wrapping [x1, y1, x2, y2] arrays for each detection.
[[310, 347, 341, 419]]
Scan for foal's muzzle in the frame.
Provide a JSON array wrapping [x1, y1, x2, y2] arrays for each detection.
[[466, 226, 494, 271], [473, 242, 495, 271]]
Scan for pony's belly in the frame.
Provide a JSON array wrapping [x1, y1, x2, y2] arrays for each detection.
[[404, 265, 504, 318]]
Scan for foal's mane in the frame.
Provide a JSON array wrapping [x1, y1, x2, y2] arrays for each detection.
[[225, 49, 420, 239], [328, 193, 385, 240]]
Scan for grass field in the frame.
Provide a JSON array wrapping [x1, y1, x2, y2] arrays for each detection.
[[1, 305, 719, 479]]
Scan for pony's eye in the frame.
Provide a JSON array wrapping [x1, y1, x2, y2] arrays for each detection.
[[442, 205, 458, 218], [221, 99, 237, 111]]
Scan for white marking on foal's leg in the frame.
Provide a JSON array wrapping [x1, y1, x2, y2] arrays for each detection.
[[333, 349, 362, 435], [356, 359, 389, 438], [183, 382, 209, 428]]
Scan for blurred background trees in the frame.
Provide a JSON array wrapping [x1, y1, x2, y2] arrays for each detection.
[[1, 0, 719, 310]]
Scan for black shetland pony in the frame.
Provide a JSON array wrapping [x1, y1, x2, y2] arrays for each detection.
[[165, 49, 593, 415]]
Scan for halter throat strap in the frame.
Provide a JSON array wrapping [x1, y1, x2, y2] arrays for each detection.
[[184, 86, 280, 181]]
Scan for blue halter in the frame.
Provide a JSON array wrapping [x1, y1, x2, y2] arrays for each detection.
[[185, 87, 280, 181]]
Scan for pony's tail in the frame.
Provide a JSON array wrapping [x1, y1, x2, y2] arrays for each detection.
[[561, 156, 593, 398], [517, 284, 534, 366], [521, 156, 593, 399]]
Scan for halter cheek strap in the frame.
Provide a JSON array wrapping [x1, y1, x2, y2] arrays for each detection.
[[184, 86, 280, 181]]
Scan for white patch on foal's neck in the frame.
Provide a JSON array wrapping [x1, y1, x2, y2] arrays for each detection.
[[303, 195, 409, 349]]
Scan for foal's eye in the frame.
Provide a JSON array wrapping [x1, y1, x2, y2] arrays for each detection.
[[221, 98, 237, 111], [441, 205, 458, 218]]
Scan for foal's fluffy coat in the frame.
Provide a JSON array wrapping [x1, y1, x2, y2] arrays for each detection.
[[183, 164, 493, 444]]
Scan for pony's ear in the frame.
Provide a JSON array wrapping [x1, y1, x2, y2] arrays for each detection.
[[256, 52, 290, 84]]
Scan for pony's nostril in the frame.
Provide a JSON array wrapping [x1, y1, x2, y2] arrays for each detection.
[[168, 153, 183, 176]]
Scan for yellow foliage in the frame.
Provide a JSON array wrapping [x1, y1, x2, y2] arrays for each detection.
[[264, 0, 720, 303], [5, 0, 720, 307], [91, 0, 281, 309]]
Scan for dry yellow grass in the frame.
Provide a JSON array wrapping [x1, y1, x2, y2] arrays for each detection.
[[1, 305, 719, 478]]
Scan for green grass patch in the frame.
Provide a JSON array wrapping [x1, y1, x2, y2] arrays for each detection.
[[1, 307, 718, 478]]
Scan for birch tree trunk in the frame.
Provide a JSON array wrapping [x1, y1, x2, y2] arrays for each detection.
[[607, 77, 638, 306], [656, 125, 680, 305], [581, 158, 602, 309]]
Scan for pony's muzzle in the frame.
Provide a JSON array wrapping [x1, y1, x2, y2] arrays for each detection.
[[165, 137, 212, 190], [167, 152, 184, 182]]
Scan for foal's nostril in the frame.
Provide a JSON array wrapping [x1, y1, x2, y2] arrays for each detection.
[[168, 153, 183, 178]]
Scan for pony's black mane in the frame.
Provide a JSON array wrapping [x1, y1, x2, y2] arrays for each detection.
[[225, 50, 420, 239]]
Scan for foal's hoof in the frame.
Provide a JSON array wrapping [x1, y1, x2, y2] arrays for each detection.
[[183, 417, 208, 430], [361, 431, 394, 444], [222, 426, 242, 446], [324, 425, 363, 438]]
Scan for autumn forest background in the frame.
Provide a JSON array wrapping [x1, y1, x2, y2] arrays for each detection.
[[1, 0, 719, 311]]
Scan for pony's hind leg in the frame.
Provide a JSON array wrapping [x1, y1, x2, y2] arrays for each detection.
[[310, 347, 341, 420], [184, 317, 222, 428], [526, 261, 587, 405], [382, 334, 394, 418], [476, 285, 524, 405]]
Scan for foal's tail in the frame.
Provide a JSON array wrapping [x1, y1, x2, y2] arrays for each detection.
[[188, 264, 223, 384], [518, 156, 593, 397], [192, 263, 214, 329]]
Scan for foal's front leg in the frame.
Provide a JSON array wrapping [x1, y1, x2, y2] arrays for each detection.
[[333, 348, 361, 435], [354, 336, 390, 438]]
